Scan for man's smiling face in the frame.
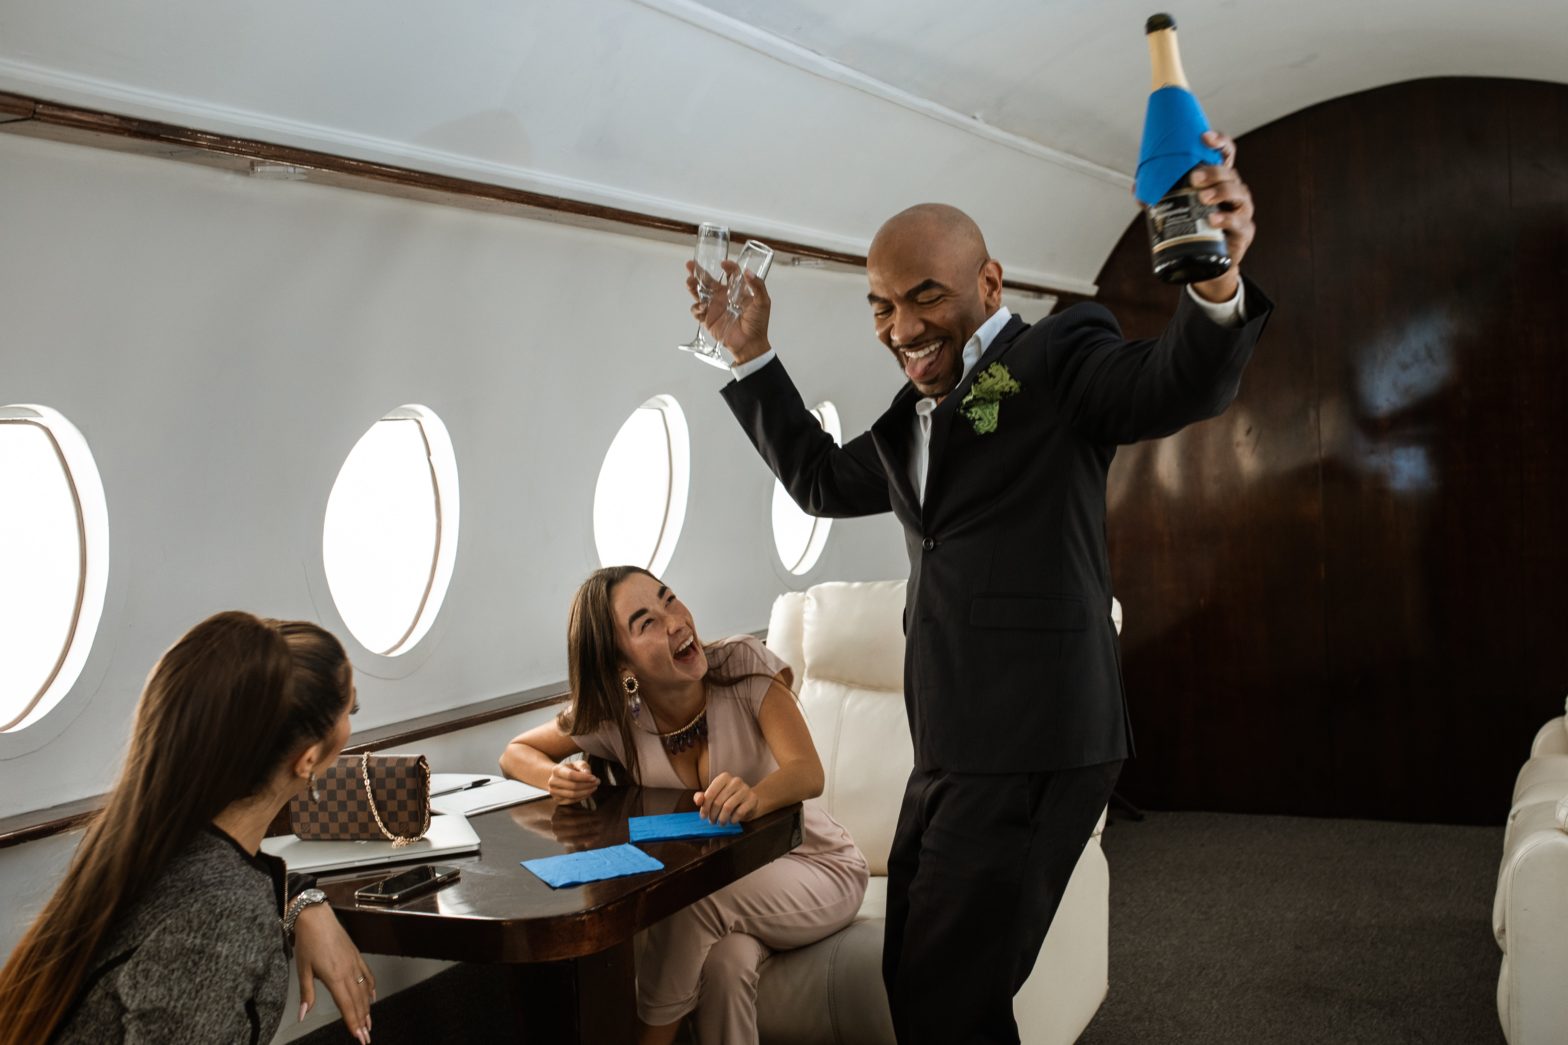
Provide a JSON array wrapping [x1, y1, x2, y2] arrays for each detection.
[[866, 204, 1004, 400]]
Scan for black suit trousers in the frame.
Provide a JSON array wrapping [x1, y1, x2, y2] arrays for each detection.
[[881, 759, 1123, 1045]]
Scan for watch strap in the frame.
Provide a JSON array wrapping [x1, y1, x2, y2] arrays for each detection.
[[282, 887, 329, 938]]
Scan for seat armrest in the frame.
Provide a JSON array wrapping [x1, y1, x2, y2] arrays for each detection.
[[1495, 806, 1568, 1042], [1531, 716, 1568, 758]]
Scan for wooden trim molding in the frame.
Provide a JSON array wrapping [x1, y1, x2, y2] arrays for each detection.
[[0, 615, 772, 850], [0, 686, 567, 850], [0, 94, 34, 122], [0, 90, 1091, 306], [340, 686, 567, 759], [0, 794, 102, 851]]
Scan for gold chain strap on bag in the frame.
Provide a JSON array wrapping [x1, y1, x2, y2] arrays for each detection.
[[288, 753, 432, 846], [359, 753, 431, 847]]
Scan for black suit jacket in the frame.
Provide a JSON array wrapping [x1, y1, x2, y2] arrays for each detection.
[[722, 279, 1274, 772]]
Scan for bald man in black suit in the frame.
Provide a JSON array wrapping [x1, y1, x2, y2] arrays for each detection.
[[690, 131, 1270, 1043]]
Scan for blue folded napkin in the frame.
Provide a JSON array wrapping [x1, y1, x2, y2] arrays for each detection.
[[628, 811, 744, 842], [520, 844, 664, 888], [1134, 86, 1225, 205]]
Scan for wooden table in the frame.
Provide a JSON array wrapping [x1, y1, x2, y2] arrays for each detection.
[[318, 786, 803, 1042]]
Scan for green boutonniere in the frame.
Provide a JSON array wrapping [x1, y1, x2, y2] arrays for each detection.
[[960, 363, 1022, 435]]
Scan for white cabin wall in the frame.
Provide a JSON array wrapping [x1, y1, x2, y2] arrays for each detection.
[[0, 129, 915, 818], [0, 0, 1132, 293], [0, 834, 80, 964]]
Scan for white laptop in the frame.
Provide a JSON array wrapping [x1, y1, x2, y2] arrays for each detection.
[[261, 812, 481, 874]]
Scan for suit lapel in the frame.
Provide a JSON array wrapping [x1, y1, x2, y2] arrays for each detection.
[[871, 384, 923, 526], [923, 315, 1028, 512]]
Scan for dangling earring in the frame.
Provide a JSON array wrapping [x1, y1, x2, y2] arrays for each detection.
[[623, 674, 641, 719], [308, 771, 320, 804]]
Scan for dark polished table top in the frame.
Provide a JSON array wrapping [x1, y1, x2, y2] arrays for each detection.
[[318, 786, 803, 964]]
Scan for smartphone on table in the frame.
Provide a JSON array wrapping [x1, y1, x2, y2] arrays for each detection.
[[353, 864, 461, 904]]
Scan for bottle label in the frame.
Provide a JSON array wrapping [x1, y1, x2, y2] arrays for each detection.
[[1146, 186, 1227, 253]]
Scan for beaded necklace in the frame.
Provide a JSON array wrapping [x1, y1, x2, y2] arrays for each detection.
[[655, 705, 708, 755]]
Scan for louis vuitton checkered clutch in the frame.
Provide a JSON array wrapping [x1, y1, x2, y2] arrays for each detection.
[[288, 752, 431, 846]]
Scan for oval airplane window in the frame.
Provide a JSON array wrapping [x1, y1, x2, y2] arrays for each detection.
[[323, 405, 460, 657], [593, 395, 690, 576], [771, 402, 841, 576], [0, 405, 110, 732]]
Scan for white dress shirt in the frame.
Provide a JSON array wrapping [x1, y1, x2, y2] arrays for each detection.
[[905, 306, 1014, 504], [730, 283, 1247, 506]]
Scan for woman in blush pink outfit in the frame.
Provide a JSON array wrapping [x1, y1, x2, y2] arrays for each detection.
[[502, 566, 868, 1045]]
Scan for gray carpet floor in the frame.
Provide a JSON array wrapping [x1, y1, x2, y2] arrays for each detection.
[[297, 812, 1506, 1044], [1078, 811, 1506, 1045]]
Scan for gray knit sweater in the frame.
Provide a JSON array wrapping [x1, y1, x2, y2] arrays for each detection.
[[52, 828, 290, 1045]]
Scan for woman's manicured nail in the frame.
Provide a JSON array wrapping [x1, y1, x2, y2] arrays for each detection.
[[298, 1002, 308, 1023]]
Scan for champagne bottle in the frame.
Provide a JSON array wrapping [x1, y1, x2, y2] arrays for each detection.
[[1137, 13, 1231, 284]]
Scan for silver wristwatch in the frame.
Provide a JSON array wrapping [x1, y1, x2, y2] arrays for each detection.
[[282, 888, 329, 938]]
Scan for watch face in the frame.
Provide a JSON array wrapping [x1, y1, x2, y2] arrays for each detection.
[[301, 888, 327, 903]]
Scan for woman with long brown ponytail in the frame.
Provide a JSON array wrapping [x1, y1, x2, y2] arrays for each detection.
[[0, 611, 376, 1045]]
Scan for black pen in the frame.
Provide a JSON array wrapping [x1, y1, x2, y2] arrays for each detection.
[[431, 777, 496, 797]]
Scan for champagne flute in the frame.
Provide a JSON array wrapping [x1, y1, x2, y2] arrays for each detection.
[[713, 240, 775, 362], [677, 223, 730, 364]]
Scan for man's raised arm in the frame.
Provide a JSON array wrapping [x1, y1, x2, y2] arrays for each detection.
[[685, 260, 892, 519]]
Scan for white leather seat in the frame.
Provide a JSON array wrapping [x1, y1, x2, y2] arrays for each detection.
[[1505, 754, 1568, 854], [1512, 755, 1568, 807], [754, 580, 1109, 1045], [1494, 704, 1568, 1044]]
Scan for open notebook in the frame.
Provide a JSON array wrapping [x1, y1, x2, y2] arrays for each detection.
[[429, 774, 546, 817], [260, 813, 480, 874]]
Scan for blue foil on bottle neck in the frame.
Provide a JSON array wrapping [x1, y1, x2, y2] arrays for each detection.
[[1134, 86, 1225, 205]]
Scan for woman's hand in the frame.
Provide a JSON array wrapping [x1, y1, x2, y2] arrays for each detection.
[[293, 903, 374, 1044], [547, 759, 600, 805], [695, 772, 759, 825]]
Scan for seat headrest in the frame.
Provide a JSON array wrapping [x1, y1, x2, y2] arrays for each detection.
[[801, 580, 907, 692], [764, 591, 807, 682]]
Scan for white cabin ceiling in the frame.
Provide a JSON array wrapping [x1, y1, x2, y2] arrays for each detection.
[[689, 0, 1568, 176], [1, 0, 1563, 293]]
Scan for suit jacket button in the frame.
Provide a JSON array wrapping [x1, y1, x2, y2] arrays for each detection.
[[922, 537, 935, 552]]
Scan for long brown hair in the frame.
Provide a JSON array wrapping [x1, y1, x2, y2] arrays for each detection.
[[0, 611, 352, 1045], [559, 566, 776, 783]]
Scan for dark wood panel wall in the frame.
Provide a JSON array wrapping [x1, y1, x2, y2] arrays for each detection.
[[1096, 78, 1568, 824]]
